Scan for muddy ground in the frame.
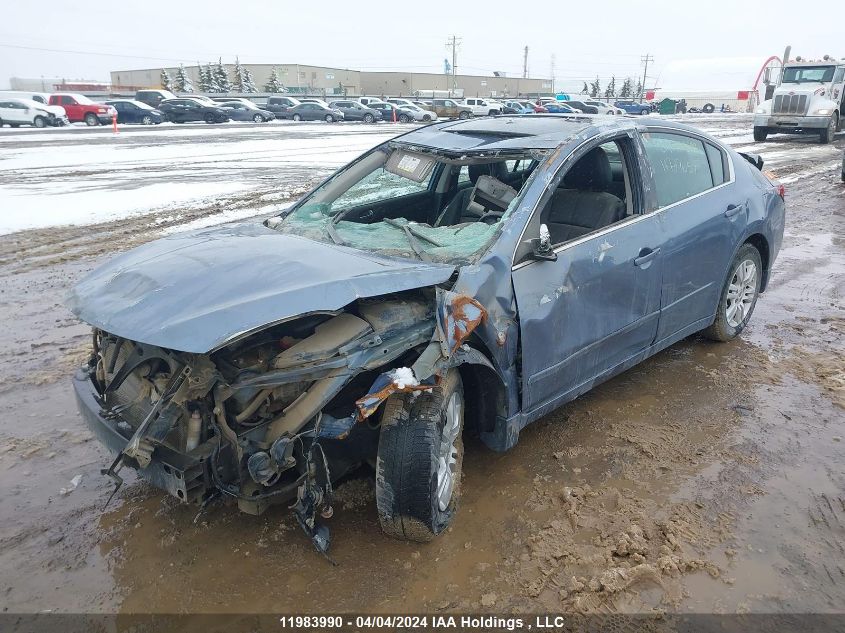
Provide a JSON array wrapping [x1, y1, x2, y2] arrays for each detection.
[[0, 118, 843, 627]]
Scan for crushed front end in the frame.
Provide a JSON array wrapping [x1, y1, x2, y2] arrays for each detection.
[[73, 289, 484, 552]]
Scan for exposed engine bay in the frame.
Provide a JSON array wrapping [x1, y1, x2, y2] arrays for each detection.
[[79, 288, 486, 556]]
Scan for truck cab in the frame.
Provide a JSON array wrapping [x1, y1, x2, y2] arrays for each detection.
[[754, 58, 845, 143]]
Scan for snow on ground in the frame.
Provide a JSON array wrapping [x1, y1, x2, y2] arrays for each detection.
[[0, 123, 413, 235]]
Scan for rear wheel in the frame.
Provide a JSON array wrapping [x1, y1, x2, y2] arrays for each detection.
[[376, 368, 465, 542], [292, 113, 302, 121], [753, 126, 768, 142], [84, 113, 99, 126], [819, 114, 837, 144], [703, 244, 762, 342]]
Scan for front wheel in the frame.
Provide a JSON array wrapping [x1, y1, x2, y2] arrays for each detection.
[[398, 114, 410, 123], [141, 115, 153, 125], [204, 113, 215, 124], [292, 113, 302, 121], [819, 114, 837, 144], [84, 113, 99, 126], [458, 110, 470, 120], [640, 109, 649, 116], [703, 244, 762, 342], [325, 114, 334, 122], [753, 126, 768, 142], [376, 368, 464, 542], [363, 113, 374, 123], [253, 113, 264, 123]]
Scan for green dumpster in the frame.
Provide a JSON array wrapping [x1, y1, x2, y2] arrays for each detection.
[[658, 98, 677, 115]]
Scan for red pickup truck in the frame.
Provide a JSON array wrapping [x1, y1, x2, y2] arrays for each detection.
[[48, 93, 116, 126]]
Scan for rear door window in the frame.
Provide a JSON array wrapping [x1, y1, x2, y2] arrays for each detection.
[[641, 132, 716, 208]]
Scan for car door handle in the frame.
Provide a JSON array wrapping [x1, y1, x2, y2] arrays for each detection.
[[724, 203, 744, 218], [634, 247, 660, 267]]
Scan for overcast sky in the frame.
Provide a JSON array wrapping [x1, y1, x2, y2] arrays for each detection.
[[1, 1, 841, 92]]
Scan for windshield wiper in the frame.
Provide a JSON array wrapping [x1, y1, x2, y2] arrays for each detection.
[[383, 218, 441, 262]]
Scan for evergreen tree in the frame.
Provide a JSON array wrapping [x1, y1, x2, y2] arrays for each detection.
[[604, 75, 616, 99], [264, 68, 284, 93], [197, 62, 208, 92], [619, 77, 632, 98], [241, 66, 257, 93], [635, 78, 643, 100], [233, 57, 244, 92], [213, 58, 231, 93], [199, 63, 213, 92], [590, 76, 601, 98], [160, 69, 173, 91], [581, 81, 589, 95], [174, 64, 194, 93]]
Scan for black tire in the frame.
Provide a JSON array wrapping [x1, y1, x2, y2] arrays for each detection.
[[640, 109, 649, 116], [819, 114, 837, 144], [703, 244, 763, 342], [702, 103, 715, 113], [33, 116, 47, 128], [204, 113, 215, 124], [458, 110, 470, 120], [84, 113, 99, 126], [376, 368, 465, 542], [292, 113, 302, 121], [141, 115, 153, 125], [253, 113, 264, 123], [422, 114, 431, 122], [753, 126, 768, 142], [363, 113, 374, 123], [398, 114, 410, 123]]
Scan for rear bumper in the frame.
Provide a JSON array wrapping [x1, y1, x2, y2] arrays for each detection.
[[755, 114, 830, 131], [72, 367, 210, 503]]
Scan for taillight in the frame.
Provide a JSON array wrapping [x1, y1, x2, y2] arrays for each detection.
[[777, 183, 785, 199]]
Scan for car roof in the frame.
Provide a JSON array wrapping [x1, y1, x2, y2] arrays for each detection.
[[391, 114, 688, 154]]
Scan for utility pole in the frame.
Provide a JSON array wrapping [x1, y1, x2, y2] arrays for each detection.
[[445, 35, 462, 93], [640, 53, 653, 100], [550, 53, 556, 94], [523, 46, 529, 79]]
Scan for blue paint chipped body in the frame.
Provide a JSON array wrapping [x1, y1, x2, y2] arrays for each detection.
[[68, 114, 785, 524]]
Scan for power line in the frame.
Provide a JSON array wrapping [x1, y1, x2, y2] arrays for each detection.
[[640, 53, 654, 99], [445, 35, 461, 91]]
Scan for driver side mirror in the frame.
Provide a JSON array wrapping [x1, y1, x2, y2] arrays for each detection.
[[528, 223, 557, 261]]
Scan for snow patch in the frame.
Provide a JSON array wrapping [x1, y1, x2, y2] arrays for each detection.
[[391, 367, 419, 389]]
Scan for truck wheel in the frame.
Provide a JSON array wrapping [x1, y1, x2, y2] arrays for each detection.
[[819, 114, 837, 144], [84, 113, 99, 126], [753, 126, 768, 142], [458, 110, 469, 120], [702, 103, 715, 113], [703, 243, 762, 342], [376, 368, 465, 542]]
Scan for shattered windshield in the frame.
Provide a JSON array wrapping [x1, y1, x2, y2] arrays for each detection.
[[781, 65, 835, 83], [269, 146, 541, 263]]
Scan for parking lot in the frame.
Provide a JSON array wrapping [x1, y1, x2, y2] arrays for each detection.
[[0, 114, 843, 620]]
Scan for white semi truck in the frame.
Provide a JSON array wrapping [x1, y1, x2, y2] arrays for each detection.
[[754, 55, 845, 144]]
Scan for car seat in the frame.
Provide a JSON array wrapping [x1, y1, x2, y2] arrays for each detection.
[[545, 147, 626, 244]]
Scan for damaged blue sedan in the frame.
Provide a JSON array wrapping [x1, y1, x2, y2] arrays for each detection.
[[68, 115, 785, 553]]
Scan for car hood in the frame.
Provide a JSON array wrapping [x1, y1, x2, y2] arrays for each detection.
[[42, 105, 66, 116], [67, 223, 455, 353]]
